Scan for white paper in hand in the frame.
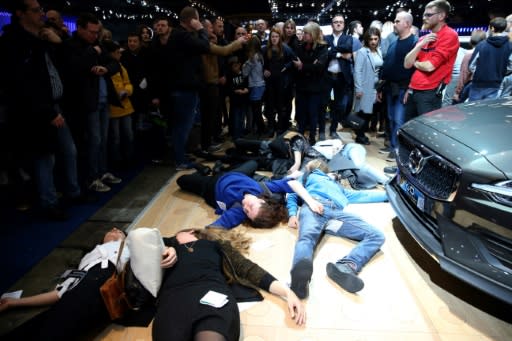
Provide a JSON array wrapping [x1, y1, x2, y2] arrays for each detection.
[[200, 290, 229, 308]]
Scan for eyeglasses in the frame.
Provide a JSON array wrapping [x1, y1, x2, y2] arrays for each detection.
[[332, 20, 344, 24], [28, 6, 44, 13], [423, 12, 440, 18]]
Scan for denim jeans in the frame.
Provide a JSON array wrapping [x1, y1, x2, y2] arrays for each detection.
[[35, 123, 80, 208], [109, 115, 134, 163], [230, 103, 247, 140], [386, 88, 406, 149], [170, 90, 199, 165], [293, 197, 385, 272], [341, 143, 389, 184], [87, 102, 109, 180], [468, 87, 499, 101]]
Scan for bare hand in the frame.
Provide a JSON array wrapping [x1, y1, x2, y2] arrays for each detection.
[[355, 92, 363, 99], [293, 58, 303, 70], [264, 70, 271, 78], [286, 290, 306, 325], [419, 33, 437, 47], [91, 65, 107, 76], [51, 113, 65, 128], [288, 216, 299, 229], [218, 76, 226, 85], [403, 90, 409, 104], [161, 247, 177, 268], [376, 92, 383, 102], [152, 98, 160, 107], [341, 52, 351, 60], [237, 35, 248, 44], [307, 199, 324, 215], [0, 298, 14, 313], [39, 28, 61, 44], [93, 45, 102, 55]]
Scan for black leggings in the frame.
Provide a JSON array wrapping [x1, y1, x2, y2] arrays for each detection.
[[177, 160, 258, 208]]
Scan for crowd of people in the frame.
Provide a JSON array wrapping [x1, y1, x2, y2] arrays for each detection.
[[1, 0, 512, 339], [1, 0, 511, 222]]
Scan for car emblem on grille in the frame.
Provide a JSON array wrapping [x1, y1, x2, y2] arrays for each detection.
[[408, 148, 431, 175]]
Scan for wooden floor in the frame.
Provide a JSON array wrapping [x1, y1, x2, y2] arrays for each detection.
[[94, 132, 512, 341]]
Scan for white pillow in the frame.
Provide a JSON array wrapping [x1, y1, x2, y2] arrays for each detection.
[[126, 228, 165, 297], [313, 139, 343, 160]]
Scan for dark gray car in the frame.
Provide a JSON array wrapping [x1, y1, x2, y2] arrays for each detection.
[[386, 98, 512, 304]]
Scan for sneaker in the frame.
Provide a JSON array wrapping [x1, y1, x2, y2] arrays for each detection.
[[326, 262, 364, 293], [175, 162, 195, 171], [89, 179, 111, 192], [383, 166, 398, 174], [192, 163, 212, 176], [319, 132, 326, 141], [101, 172, 122, 184], [379, 146, 393, 154], [386, 151, 396, 162], [207, 144, 222, 153], [290, 259, 313, 299]]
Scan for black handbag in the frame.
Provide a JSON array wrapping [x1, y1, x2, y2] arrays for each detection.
[[345, 112, 365, 129]]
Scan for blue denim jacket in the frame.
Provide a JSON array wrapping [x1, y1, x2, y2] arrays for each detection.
[[287, 169, 387, 217]]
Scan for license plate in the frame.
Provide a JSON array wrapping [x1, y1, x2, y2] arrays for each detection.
[[399, 177, 425, 211]]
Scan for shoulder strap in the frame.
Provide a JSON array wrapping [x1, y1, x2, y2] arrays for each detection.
[[114, 239, 125, 274], [258, 182, 272, 196]]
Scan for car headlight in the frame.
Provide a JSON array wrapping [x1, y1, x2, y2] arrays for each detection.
[[471, 180, 512, 207]]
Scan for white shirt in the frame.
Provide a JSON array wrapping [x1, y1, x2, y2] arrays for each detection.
[[79, 240, 130, 272]]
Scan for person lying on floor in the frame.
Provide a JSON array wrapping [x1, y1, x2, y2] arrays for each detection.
[[177, 159, 323, 229], [0, 227, 175, 340], [287, 159, 387, 299], [228, 130, 321, 179], [228, 131, 389, 186], [153, 227, 306, 341]]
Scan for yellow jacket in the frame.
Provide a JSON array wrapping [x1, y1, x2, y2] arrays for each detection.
[[110, 64, 134, 118]]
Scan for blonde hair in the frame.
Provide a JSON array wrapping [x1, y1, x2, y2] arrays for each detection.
[[179, 227, 252, 255], [305, 159, 330, 173], [302, 22, 326, 48]]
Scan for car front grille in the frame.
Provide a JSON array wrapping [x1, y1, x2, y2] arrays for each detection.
[[397, 133, 462, 201]]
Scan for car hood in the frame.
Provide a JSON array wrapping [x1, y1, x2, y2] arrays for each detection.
[[405, 98, 512, 177]]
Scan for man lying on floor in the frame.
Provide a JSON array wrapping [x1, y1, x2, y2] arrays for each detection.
[[287, 159, 387, 299]]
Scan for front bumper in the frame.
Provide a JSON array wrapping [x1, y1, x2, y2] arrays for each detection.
[[386, 181, 512, 305]]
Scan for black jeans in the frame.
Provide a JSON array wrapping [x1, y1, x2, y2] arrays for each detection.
[[176, 160, 258, 208], [405, 88, 441, 122]]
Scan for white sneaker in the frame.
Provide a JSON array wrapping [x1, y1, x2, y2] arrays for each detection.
[[89, 179, 111, 192], [101, 172, 122, 184]]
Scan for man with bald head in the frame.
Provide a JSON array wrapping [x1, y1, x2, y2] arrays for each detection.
[[380, 11, 417, 164]]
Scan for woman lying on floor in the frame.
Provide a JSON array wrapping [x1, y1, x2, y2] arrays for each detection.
[[1, 228, 306, 341], [177, 159, 323, 229], [0, 228, 175, 340], [153, 227, 306, 341]]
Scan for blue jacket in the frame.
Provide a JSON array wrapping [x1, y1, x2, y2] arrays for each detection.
[[287, 169, 387, 217], [210, 173, 293, 229]]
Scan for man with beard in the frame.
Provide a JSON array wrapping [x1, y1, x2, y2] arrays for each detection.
[[403, 0, 459, 119]]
